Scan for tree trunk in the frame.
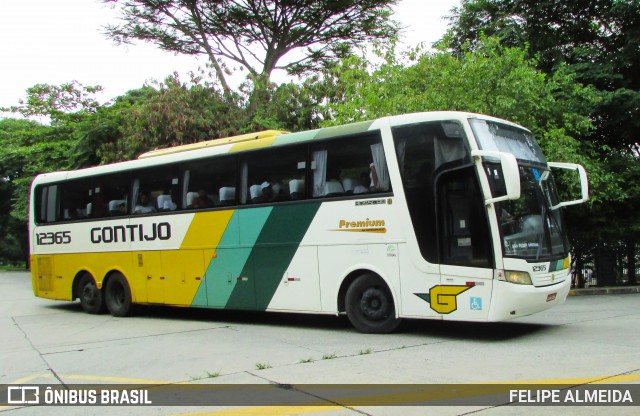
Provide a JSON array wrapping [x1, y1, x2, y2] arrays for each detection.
[[246, 72, 272, 123]]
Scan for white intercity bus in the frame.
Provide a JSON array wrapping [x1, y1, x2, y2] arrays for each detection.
[[29, 112, 588, 333]]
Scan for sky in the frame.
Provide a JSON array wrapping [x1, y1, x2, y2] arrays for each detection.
[[0, 0, 459, 111]]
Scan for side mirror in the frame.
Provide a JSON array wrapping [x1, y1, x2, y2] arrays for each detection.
[[471, 150, 521, 205], [547, 162, 589, 209]]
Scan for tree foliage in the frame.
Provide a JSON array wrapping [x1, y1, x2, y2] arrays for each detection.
[[95, 74, 246, 162], [1, 81, 103, 125], [326, 38, 617, 198], [103, 0, 400, 118], [443, 0, 640, 153]]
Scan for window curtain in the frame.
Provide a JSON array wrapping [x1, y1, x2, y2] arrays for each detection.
[[131, 179, 140, 214], [182, 170, 190, 208], [370, 143, 389, 191], [240, 162, 249, 204], [395, 139, 407, 178], [434, 136, 465, 169], [312, 150, 327, 197]]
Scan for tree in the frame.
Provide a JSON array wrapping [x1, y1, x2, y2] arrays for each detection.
[[1, 81, 103, 125], [111, 74, 246, 162], [442, 0, 640, 153], [103, 0, 400, 118], [249, 74, 340, 132]]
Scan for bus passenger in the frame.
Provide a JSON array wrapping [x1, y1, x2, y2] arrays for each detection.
[[134, 193, 156, 214], [261, 181, 287, 202], [192, 189, 214, 208], [369, 160, 379, 191], [353, 172, 370, 194]]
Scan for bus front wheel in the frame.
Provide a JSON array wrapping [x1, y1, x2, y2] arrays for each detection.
[[78, 273, 105, 314], [345, 273, 401, 334], [105, 272, 133, 317]]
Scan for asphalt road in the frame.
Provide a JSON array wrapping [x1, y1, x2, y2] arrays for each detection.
[[1, 271, 639, 415]]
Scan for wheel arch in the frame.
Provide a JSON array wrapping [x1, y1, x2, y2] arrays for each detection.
[[102, 268, 131, 295], [72, 270, 94, 300], [103, 268, 135, 317], [337, 267, 399, 316]]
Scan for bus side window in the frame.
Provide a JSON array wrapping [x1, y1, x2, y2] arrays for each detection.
[[240, 145, 307, 205], [134, 166, 180, 214], [94, 173, 131, 218], [58, 179, 93, 220], [310, 131, 389, 198], [182, 156, 236, 209]]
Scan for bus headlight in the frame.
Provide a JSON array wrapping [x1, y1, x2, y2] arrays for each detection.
[[504, 271, 532, 285]]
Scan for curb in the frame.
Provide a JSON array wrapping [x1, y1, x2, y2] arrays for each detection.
[[568, 286, 640, 296]]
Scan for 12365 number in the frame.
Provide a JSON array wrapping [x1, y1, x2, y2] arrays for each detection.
[[36, 231, 71, 245]]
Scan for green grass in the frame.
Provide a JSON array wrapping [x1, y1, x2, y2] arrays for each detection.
[[0, 264, 27, 272], [188, 370, 221, 380]]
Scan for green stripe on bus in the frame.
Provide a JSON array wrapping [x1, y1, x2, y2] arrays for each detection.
[[192, 208, 272, 308], [315, 121, 374, 140], [272, 130, 319, 146], [226, 203, 321, 310]]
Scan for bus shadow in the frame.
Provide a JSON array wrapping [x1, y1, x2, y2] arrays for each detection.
[[399, 319, 552, 341], [49, 302, 551, 340], [139, 304, 355, 331], [47, 301, 352, 331]]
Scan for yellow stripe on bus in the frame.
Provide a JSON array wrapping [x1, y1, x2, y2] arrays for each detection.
[[180, 211, 235, 250]]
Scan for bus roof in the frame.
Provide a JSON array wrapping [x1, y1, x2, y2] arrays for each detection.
[[137, 130, 289, 159]]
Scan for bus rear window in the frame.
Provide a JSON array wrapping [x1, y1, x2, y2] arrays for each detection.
[[34, 184, 59, 224]]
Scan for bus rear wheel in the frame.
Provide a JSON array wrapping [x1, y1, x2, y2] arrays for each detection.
[[78, 273, 105, 314], [345, 273, 401, 334], [105, 272, 133, 317]]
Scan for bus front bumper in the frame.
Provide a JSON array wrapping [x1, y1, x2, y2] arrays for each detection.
[[488, 277, 571, 321]]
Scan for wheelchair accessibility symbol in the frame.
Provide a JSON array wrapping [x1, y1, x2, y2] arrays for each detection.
[[470, 297, 483, 311]]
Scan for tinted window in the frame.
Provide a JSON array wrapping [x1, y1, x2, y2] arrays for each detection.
[[183, 156, 237, 208], [241, 145, 307, 204], [132, 166, 180, 214], [59, 179, 93, 220], [310, 131, 390, 198], [34, 185, 59, 224], [437, 166, 493, 268], [393, 122, 467, 263], [92, 173, 131, 218]]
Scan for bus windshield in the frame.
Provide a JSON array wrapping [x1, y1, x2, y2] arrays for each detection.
[[493, 165, 568, 260], [471, 119, 569, 260], [470, 118, 546, 164]]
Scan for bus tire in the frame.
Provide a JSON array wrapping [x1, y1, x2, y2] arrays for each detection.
[[105, 272, 133, 317], [78, 273, 105, 314], [345, 273, 401, 334]]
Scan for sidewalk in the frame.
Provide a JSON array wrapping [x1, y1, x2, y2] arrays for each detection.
[[569, 286, 640, 296]]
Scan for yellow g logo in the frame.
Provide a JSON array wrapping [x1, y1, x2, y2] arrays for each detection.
[[415, 285, 472, 314]]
